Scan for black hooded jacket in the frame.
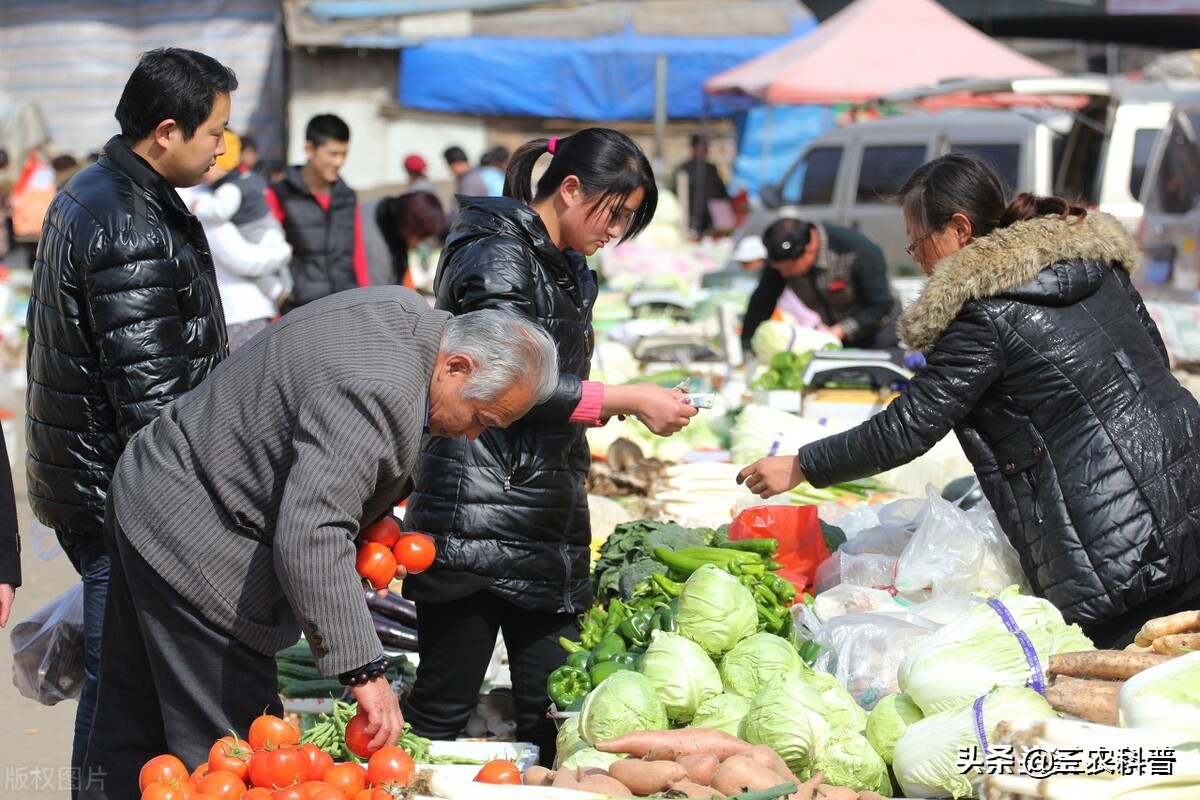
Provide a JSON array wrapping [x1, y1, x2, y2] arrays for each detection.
[[799, 212, 1200, 630], [403, 196, 596, 613], [26, 135, 227, 539]]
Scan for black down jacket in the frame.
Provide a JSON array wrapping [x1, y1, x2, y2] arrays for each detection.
[[404, 196, 595, 613], [799, 212, 1200, 631], [26, 135, 227, 539]]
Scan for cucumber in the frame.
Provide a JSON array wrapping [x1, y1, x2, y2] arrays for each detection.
[[276, 661, 322, 681], [278, 678, 346, 698], [277, 642, 313, 662]]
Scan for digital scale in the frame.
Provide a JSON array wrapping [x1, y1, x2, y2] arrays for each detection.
[[803, 349, 912, 390]]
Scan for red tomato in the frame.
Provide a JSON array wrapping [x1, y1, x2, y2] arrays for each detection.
[[190, 763, 210, 783], [351, 790, 393, 800], [365, 746, 414, 788], [248, 714, 300, 751], [358, 516, 401, 549], [391, 533, 436, 575], [343, 712, 378, 759], [140, 754, 189, 791], [297, 744, 334, 782], [141, 784, 189, 800], [194, 769, 246, 800], [473, 759, 522, 785], [309, 789, 347, 800], [247, 746, 307, 790], [208, 735, 252, 780], [356, 542, 398, 590], [322, 763, 367, 797], [268, 786, 306, 800], [242, 789, 273, 800]]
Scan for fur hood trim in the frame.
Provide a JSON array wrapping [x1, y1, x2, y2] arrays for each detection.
[[898, 212, 1140, 353]]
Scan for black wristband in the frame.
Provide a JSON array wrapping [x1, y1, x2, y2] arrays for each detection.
[[338, 655, 390, 687]]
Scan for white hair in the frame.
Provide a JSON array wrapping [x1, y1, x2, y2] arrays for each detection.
[[441, 310, 558, 404]]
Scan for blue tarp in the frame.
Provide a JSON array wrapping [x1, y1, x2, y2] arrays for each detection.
[[731, 104, 835, 199], [398, 17, 815, 121]]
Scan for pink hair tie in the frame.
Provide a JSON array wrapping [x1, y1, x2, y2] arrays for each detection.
[[548, 136, 558, 154]]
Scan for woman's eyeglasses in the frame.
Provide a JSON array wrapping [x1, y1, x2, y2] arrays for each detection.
[[905, 231, 933, 257]]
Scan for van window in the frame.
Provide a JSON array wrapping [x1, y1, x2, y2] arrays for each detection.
[[1146, 111, 1200, 215], [781, 146, 843, 205], [855, 145, 926, 203], [1128, 128, 1159, 200], [949, 143, 1021, 192]]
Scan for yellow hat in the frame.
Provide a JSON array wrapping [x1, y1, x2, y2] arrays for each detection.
[[214, 129, 241, 172]]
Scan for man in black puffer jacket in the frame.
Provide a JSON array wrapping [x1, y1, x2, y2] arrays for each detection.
[[25, 48, 235, 791]]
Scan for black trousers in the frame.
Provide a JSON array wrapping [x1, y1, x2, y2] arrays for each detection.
[[81, 498, 281, 799], [403, 592, 577, 766]]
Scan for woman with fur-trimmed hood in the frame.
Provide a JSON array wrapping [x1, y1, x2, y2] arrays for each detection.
[[738, 152, 1200, 647]]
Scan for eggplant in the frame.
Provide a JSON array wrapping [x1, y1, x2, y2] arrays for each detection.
[[372, 612, 419, 650], [364, 590, 419, 628]]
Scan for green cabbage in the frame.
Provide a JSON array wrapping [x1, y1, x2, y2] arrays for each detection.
[[638, 631, 722, 724], [554, 716, 583, 769], [865, 692, 924, 764], [559, 747, 625, 771], [690, 693, 751, 737], [578, 670, 669, 747], [810, 731, 892, 795], [1118, 650, 1200, 733], [742, 674, 832, 775], [892, 686, 1058, 799], [898, 585, 1094, 715], [675, 564, 758, 657], [798, 666, 869, 733], [719, 632, 803, 699], [750, 319, 840, 360]]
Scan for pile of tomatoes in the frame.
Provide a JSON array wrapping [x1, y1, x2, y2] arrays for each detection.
[[354, 517, 437, 591], [138, 713, 415, 800]]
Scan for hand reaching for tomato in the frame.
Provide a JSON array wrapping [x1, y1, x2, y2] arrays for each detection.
[[350, 675, 405, 756]]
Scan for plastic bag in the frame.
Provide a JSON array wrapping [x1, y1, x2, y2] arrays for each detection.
[[10, 583, 85, 705], [811, 611, 942, 709], [728, 504, 830, 594]]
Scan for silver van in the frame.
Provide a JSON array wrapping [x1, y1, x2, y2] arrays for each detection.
[[1138, 92, 1200, 298], [739, 108, 1071, 277]]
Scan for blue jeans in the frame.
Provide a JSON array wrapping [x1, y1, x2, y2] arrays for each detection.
[[57, 533, 109, 799]]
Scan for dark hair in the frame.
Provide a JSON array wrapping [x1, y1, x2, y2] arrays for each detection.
[[443, 146, 468, 165], [762, 218, 814, 262], [240, 135, 258, 153], [393, 191, 446, 242], [115, 48, 237, 141], [481, 146, 509, 168], [0, 149, 9, 171], [898, 151, 1086, 240], [504, 128, 658, 243], [305, 114, 350, 148]]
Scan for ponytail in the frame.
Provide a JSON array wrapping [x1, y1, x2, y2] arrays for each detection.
[[998, 192, 1087, 228], [502, 128, 658, 243]]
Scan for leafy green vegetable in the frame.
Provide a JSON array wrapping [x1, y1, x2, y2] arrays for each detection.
[[719, 632, 803, 700], [798, 666, 868, 733], [864, 692, 924, 764], [691, 693, 751, 737], [559, 746, 625, 771], [578, 670, 669, 747], [742, 674, 832, 776], [1118, 650, 1200, 733], [674, 564, 758, 657], [637, 631, 722, 724], [593, 519, 704, 603], [810, 731, 892, 795]]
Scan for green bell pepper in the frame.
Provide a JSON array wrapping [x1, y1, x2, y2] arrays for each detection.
[[589, 659, 635, 687], [601, 598, 629, 639], [566, 650, 593, 672], [592, 633, 627, 663], [798, 639, 821, 665], [618, 607, 655, 649], [650, 606, 675, 634], [609, 651, 640, 668], [547, 665, 592, 709]]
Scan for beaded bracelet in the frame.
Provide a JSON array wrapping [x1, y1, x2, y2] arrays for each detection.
[[338, 655, 390, 686]]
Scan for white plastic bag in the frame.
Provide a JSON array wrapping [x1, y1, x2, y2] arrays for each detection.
[[811, 611, 942, 709], [10, 583, 85, 705]]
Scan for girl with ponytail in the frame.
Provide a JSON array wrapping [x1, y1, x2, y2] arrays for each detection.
[[739, 151, 1200, 648], [402, 129, 696, 763]]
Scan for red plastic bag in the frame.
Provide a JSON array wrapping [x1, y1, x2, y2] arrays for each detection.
[[728, 504, 830, 595]]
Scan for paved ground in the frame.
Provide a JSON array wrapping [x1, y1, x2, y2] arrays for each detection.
[[1, 440, 83, 798]]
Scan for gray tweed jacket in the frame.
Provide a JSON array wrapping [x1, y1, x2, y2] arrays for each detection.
[[110, 287, 449, 675]]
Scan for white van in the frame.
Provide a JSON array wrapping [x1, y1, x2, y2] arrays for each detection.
[[1138, 93, 1200, 302], [739, 108, 1071, 277]]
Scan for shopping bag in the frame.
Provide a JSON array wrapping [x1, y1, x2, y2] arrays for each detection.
[[728, 504, 831, 594], [10, 582, 86, 705]]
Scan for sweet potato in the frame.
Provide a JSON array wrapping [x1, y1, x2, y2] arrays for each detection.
[[670, 779, 726, 798], [1136, 610, 1200, 646], [551, 768, 579, 789], [786, 770, 825, 800], [608, 758, 687, 795], [814, 785, 858, 800], [575, 772, 635, 797], [711, 754, 790, 796], [1044, 675, 1120, 726], [596, 728, 752, 760], [1048, 649, 1172, 680], [522, 765, 554, 786], [744, 744, 797, 783], [677, 753, 721, 786], [1152, 632, 1200, 655]]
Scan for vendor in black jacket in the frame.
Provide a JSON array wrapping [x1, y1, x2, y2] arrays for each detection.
[[403, 129, 696, 765], [740, 218, 897, 352], [738, 153, 1200, 648]]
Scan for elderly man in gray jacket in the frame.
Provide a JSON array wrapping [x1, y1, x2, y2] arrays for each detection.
[[81, 287, 558, 799]]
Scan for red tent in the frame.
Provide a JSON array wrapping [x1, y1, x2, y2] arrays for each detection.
[[704, 0, 1057, 104]]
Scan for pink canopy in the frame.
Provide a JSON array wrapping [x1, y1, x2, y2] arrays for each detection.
[[704, 0, 1057, 104]]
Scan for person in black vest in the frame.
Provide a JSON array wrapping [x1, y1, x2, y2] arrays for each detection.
[[267, 114, 364, 312]]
